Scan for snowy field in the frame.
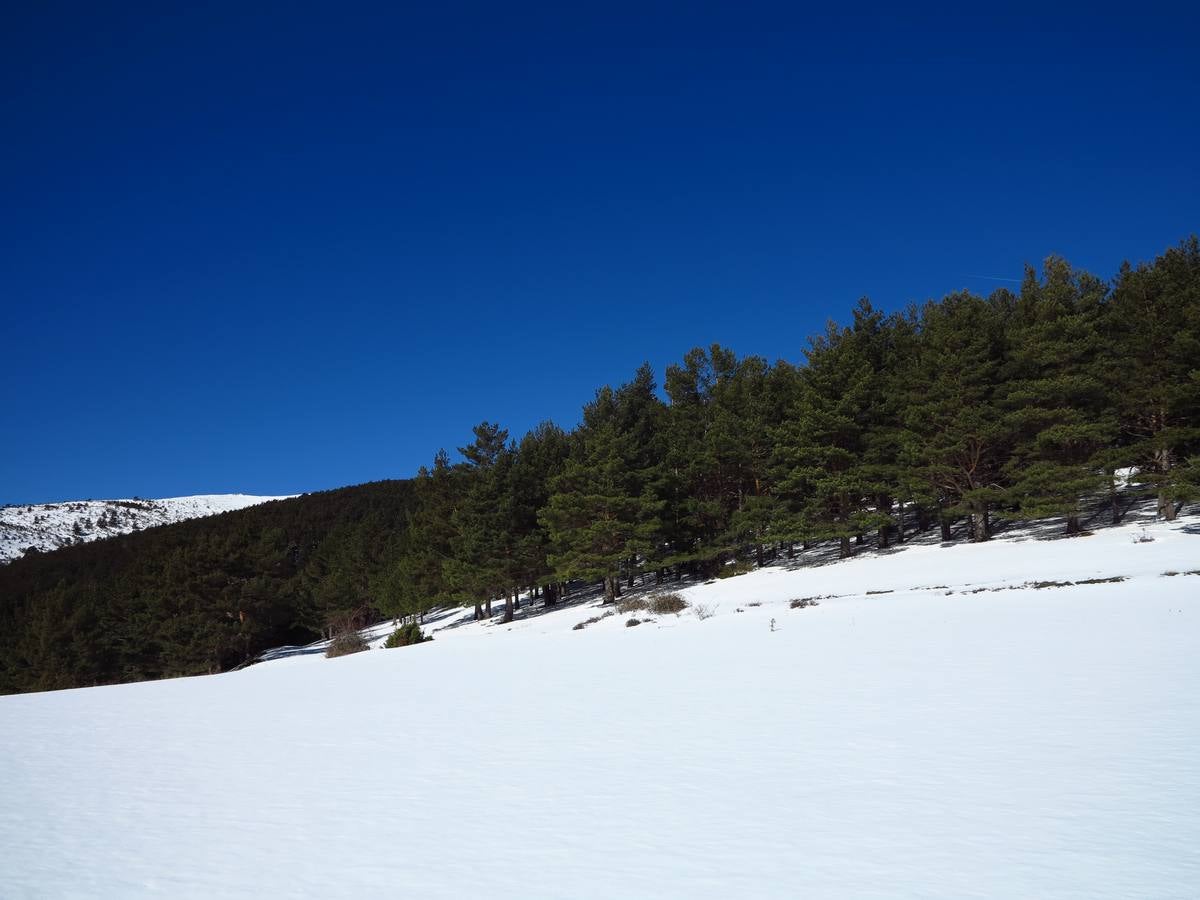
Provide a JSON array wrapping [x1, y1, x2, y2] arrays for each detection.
[[0, 494, 292, 563], [2, 513, 1198, 897]]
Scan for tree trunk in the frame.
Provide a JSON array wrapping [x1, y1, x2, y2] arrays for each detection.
[[839, 536, 852, 558], [485, 596, 493, 618], [940, 518, 952, 542], [787, 542, 795, 559], [473, 602, 483, 621], [544, 582, 558, 606], [1066, 514, 1081, 535], [970, 502, 989, 542], [502, 590, 514, 624], [755, 544, 764, 567], [603, 576, 617, 604]]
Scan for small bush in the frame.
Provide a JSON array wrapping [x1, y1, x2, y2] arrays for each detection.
[[573, 611, 613, 631], [616, 597, 648, 614], [326, 631, 369, 658], [384, 622, 426, 648], [717, 559, 756, 579], [625, 618, 641, 627], [790, 597, 821, 609], [692, 602, 717, 620], [648, 593, 688, 615]]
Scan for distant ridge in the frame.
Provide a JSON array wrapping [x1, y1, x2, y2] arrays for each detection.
[[0, 494, 292, 563]]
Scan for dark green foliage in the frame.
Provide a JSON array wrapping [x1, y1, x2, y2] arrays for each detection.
[[540, 368, 665, 603], [1002, 258, 1114, 532], [384, 622, 426, 648], [0, 481, 416, 693], [1107, 238, 1200, 520]]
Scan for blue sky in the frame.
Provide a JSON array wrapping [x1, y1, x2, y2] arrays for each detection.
[[3, 2, 1197, 503]]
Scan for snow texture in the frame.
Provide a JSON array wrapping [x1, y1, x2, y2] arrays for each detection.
[[0, 494, 292, 563], [1, 513, 1198, 897]]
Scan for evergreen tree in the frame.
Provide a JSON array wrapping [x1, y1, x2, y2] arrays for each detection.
[[1108, 237, 1200, 520], [540, 376, 663, 602], [902, 291, 1011, 541], [1002, 258, 1114, 533], [509, 421, 570, 603], [773, 309, 886, 558], [445, 422, 514, 620]]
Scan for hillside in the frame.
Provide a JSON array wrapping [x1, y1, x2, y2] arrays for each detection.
[[0, 494, 291, 563], [0, 480, 416, 693], [1, 508, 1196, 897]]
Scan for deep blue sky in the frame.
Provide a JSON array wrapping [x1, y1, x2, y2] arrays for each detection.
[[3, 3, 1197, 503]]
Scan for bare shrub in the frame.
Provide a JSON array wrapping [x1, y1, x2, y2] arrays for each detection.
[[648, 593, 688, 615], [789, 597, 821, 609], [572, 611, 614, 631], [617, 597, 648, 614], [326, 631, 369, 658], [692, 602, 716, 620], [625, 618, 641, 627]]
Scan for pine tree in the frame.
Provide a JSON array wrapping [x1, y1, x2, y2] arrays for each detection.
[[1108, 237, 1200, 520], [773, 311, 885, 558], [1002, 257, 1114, 534], [662, 346, 767, 574], [377, 450, 459, 623], [509, 421, 570, 604], [902, 291, 1011, 541], [445, 422, 514, 620], [540, 379, 663, 603]]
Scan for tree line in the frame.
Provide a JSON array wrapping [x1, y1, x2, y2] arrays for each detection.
[[1, 237, 1196, 693], [380, 237, 1199, 623]]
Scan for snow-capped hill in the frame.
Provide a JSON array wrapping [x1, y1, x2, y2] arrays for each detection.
[[0, 494, 292, 563]]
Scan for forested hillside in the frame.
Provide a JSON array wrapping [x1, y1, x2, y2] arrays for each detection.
[[2, 237, 1197, 695], [0, 482, 415, 693]]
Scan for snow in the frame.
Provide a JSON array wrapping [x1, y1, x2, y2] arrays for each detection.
[[0, 494, 293, 563], [1, 513, 1198, 897]]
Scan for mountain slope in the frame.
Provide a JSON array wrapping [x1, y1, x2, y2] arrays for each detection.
[[0, 481, 416, 693], [1, 494, 292, 563], [0, 512, 1196, 897]]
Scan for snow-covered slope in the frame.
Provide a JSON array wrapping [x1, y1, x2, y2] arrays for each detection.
[[1, 514, 1198, 897], [0, 494, 292, 563]]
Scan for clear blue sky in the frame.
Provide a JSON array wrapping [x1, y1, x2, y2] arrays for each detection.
[[3, 2, 1197, 503]]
